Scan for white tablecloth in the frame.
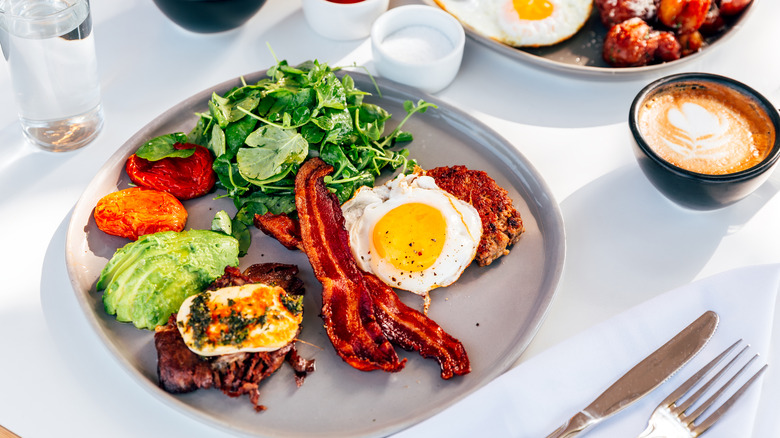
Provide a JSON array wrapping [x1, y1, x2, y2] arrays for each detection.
[[1, 0, 779, 437]]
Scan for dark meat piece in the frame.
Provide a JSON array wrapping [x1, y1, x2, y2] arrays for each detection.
[[364, 273, 470, 379], [243, 263, 305, 296], [205, 265, 248, 290], [286, 346, 316, 387], [717, 0, 751, 15], [155, 318, 215, 393], [211, 343, 295, 410], [594, 0, 658, 27], [603, 18, 660, 67], [155, 315, 298, 411], [295, 158, 405, 373], [206, 264, 303, 295], [655, 31, 682, 61], [699, 1, 726, 34], [154, 264, 313, 411], [254, 213, 303, 250], [426, 165, 524, 267]]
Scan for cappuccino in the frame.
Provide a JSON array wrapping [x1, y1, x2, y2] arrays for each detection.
[[637, 81, 775, 175]]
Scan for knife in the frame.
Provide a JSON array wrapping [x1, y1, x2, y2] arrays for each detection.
[[545, 310, 719, 438]]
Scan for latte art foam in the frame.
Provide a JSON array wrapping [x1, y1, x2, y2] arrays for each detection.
[[638, 82, 775, 175]]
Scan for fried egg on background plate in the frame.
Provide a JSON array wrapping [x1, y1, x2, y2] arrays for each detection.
[[342, 173, 482, 307], [434, 0, 592, 47]]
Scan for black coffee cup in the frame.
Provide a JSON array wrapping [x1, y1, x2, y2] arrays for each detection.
[[629, 73, 780, 210]]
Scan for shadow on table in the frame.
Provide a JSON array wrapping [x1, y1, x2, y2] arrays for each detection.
[[0, 123, 85, 205], [556, 163, 779, 318], [442, 39, 677, 129]]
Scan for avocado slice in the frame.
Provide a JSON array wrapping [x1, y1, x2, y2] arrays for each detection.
[[97, 229, 240, 330]]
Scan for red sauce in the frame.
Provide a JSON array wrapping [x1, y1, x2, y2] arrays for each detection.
[[326, 0, 365, 3]]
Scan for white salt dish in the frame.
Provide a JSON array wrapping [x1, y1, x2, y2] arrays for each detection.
[[371, 5, 465, 94], [302, 0, 389, 41]]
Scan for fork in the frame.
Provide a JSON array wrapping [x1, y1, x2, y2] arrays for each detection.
[[637, 340, 768, 438]]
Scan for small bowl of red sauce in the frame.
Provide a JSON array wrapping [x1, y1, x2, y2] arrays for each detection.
[[302, 0, 389, 40]]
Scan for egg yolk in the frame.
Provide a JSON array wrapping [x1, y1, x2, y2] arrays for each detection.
[[512, 0, 553, 20], [372, 203, 447, 272]]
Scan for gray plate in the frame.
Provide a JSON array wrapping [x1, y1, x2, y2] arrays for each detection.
[[427, 0, 756, 78], [65, 70, 566, 438]]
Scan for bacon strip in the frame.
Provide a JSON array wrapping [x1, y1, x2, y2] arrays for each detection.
[[254, 213, 302, 250], [363, 273, 471, 379], [295, 158, 405, 372]]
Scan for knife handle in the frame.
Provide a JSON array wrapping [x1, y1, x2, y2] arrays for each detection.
[[545, 411, 598, 438]]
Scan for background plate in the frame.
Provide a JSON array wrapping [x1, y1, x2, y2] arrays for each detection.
[[426, 0, 756, 78], [65, 70, 566, 437]]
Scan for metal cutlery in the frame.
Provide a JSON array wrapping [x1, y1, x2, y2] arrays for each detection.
[[637, 340, 768, 438], [545, 311, 719, 438]]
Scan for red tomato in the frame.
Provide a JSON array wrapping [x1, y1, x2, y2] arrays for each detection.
[[125, 143, 216, 200], [94, 187, 187, 240]]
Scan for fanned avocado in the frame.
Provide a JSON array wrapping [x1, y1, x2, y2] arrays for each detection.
[[97, 229, 240, 330]]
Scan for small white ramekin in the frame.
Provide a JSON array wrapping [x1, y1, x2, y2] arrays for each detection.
[[370, 5, 465, 94], [302, 0, 389, 41]]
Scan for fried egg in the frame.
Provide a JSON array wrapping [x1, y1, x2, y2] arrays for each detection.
[[177, 283, 303, 356], [435, 0, 592, 47], [342, 173, 482, 297]]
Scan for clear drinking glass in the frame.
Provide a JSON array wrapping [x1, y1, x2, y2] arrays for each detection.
[[0, 0, 103, 152]]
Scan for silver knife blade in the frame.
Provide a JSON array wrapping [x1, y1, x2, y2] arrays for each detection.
[[545, 310, 719, 438]]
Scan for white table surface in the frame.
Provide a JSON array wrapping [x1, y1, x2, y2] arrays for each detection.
[[2, 1, 779, 437]]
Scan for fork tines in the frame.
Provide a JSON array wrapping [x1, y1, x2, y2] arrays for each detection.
[[662, 339, 768, 435]]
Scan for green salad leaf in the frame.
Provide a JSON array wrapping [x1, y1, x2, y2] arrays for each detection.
[[136, 133, 194, 160], [156, 57, 436, 250]]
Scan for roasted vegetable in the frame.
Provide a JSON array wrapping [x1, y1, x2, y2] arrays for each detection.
[[126, 139, 216, 200], [94, 187, 188, 240]]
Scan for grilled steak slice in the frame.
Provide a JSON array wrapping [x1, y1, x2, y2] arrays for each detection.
[[426, 165, 524, 266], [154, 263, 313, 411], [155, 318, 215, 393]]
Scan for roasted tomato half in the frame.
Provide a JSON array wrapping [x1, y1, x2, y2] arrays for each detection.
[[94, 187, 188, 240], [126, 143, 216, 200]]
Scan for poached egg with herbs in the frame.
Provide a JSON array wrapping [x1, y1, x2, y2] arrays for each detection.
[[435, 0, 592, 47], [341, 173, 482, 298]]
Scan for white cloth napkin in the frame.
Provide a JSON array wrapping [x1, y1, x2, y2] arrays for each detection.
[[393, 264, 780, 438]]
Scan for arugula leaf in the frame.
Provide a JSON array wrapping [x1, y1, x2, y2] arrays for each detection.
[[225, 114, 258, 159], [135, 133, 194, 160], [238, 125, 308, 183], [178, 58, 435, 253], [209, 123, 226, 158]]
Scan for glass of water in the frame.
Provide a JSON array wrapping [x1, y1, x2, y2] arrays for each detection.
[[0, 0, 103, 152]]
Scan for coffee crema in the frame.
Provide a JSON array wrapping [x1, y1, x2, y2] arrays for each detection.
[[637, 81, 775, 175]]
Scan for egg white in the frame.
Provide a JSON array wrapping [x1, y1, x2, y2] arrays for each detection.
[[435, 0, 592, 47], [341, 173, 482, 296]]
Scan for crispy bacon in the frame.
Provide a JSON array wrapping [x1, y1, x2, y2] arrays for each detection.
[[254, 213, 303, 250], [257, 160, 472, 379], [364, 273, 470, 379], [295, 158, 405, 372]]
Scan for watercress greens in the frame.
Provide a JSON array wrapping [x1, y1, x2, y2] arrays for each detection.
[[171, 58, 434, 254]]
